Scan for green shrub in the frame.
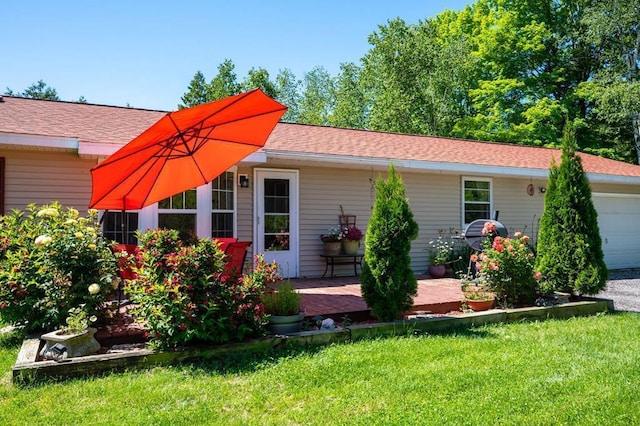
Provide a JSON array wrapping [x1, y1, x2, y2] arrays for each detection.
[[0, 203, 117, 332], [127, 229, 268, 349], [361, 164, 419, 321], [535, 129, 608, 294]]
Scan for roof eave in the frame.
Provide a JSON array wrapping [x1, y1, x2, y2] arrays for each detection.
[[265, 150, 640, 184], [0, 132, 78, 151]]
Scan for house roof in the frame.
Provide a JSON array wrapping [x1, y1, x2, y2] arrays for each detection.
[[2, 95, 640, 182]]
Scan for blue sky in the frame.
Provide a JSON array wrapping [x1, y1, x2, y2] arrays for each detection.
[[3, 1, 473, 111]]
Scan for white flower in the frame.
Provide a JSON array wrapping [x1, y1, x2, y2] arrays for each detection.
[[88, 283, 101, 295], [65, 219, 77, 225], [35, 235, 52, 246], [37, 207, 59, 218], [89, 315, 97, 323]]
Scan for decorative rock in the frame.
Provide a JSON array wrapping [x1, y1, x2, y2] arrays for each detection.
[[321, 318, 336, 330]]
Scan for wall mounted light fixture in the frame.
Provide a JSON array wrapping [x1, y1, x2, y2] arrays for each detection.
[[238, 174, 249, 188]]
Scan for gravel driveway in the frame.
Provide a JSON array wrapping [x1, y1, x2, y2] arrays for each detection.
[[598, 270, 640, 312]]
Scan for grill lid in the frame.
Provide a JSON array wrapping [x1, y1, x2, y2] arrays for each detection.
[[462, 219, 508, 251]]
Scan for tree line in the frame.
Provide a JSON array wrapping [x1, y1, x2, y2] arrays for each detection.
[[182, 0, 640, 164]]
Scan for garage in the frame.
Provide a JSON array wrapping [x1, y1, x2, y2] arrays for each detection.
[[593, 193, 640, 270]]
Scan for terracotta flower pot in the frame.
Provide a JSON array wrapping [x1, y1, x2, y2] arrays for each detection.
[[466, 298, 495, 311]]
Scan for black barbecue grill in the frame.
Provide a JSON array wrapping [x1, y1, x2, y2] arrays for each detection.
[[462, 219, 509, 251]]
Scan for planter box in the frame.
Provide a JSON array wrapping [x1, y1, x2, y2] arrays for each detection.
[[13, 298, 613, 383]]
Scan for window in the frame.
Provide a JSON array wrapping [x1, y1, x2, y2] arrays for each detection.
[[263, 178, 290, 251], [211, 171, 235, 238], [158, 189, 197, 241], [463, 178, 492, 225], [102, 212, 139, 244]]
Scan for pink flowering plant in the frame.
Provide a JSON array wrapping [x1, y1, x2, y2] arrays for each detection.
[[127, 229, 268, 349], [471, 224, 541, 307], [342, 225, 363, 241], [0, 203, 117, 332]]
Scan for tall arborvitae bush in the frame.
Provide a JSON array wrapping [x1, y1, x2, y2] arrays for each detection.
[[361, 164, 419, 321], [535, 129, 608, 294]]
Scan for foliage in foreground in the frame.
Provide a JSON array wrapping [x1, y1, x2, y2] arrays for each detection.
[[127, 229, 268, 349], [536, 132, 608, 294], [361, 164, 419, 321], [0, 203, 117, 332], [1, 313, 639, 425]]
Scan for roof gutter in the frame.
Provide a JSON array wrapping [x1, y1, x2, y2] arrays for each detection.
[[0, 132, 78, 151]]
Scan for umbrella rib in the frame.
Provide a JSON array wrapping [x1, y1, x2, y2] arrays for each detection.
[[93, 144, 172, 209], [195, 105, 288, 135]]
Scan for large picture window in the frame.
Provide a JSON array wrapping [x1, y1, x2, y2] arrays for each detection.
[[463, 177, 492, 225], [158, 189, 197, 241], [211, 171, 235, 238]]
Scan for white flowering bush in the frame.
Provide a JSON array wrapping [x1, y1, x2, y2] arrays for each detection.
[[0, 203, 118, 332]]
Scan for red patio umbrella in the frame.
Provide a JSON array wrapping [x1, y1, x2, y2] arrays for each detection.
[[89, 88, 287, 210]]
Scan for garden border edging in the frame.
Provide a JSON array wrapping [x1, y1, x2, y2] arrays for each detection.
[[12, 298, 613, 383]]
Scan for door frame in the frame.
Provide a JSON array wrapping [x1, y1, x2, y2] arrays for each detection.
[[253, 168, 299, 278]]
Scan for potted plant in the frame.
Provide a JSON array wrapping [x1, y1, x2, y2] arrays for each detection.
[[460, 276, 495, 311], [341, 225, 363, 255], [39, 306, 101, 360], [320, 226, 343, 256], [263, 282, 304, 334], [427, 235, 455, 278]]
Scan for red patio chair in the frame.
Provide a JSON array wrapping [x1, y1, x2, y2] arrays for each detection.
[[213, 237, 237, 253], [222, 241, 252, 279], [111, 244, 141, 305]]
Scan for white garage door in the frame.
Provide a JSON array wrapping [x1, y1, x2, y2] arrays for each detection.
[[593, 194, 640, 270]]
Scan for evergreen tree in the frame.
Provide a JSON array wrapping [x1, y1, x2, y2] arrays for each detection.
[[535, 128, 608, 294], [360, 164, 419, 321], [180, 71, 209, 108]]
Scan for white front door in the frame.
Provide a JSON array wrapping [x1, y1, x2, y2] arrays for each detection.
[[255, 169, 299, 278]]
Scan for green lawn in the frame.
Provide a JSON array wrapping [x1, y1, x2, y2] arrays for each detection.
[[1, 313, 639, 425]]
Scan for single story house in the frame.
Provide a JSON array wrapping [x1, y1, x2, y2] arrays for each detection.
[[1, 95, 640, 277]]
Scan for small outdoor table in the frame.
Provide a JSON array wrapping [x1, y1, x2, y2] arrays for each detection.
[[320, 253, 363, 278]]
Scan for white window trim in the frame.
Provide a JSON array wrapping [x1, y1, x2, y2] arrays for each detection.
[[210, 170, 237, 238], [461, 176, 493, 228], [136, 168, 238, 239]]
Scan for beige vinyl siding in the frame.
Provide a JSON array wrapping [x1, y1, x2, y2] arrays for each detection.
[[236, 166, 254, 260], [492, 176, 547, 241], [1, 149, 95, 212]]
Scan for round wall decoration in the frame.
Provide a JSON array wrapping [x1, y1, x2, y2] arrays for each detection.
[[527, 183, 535, 196]]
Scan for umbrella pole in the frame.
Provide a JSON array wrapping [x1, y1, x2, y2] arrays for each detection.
[[118, 209, 127, 306]]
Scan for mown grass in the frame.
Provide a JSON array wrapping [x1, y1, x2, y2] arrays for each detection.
[[1, 312, 639, 425]]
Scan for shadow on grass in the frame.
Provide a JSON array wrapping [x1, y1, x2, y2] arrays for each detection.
[[14, 312, 615, 386]]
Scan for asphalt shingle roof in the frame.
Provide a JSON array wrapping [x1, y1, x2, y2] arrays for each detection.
[[2, 95, 640, 178]]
